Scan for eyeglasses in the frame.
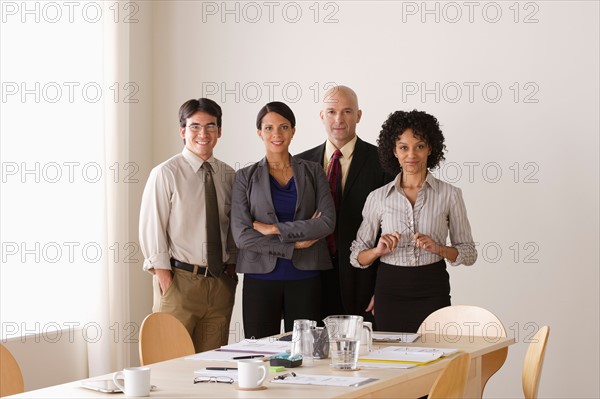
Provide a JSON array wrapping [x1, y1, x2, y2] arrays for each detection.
[[187, 123, 218, 133], [394, 220, 421, 263], [396, 219, 417, 249], [193, 376, 234, 384]]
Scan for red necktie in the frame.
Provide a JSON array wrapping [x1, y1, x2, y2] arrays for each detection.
[[326, 150, 342, 255]]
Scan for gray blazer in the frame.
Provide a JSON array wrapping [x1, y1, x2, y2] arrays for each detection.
[[231, 156, 335, 274]]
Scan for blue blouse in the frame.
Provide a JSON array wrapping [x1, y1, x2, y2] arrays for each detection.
[[246, 175, 320, 281]]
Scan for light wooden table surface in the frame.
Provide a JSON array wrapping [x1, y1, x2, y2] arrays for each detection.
[[8, 334, 514, 398]]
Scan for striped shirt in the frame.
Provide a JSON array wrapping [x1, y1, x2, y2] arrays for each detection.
[[350, 172, 477, 268]]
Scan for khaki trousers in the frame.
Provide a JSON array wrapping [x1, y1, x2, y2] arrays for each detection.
[[153, 268, 237, 353]]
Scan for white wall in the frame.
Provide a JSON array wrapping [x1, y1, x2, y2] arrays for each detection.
[[146, 1, 599, 398]]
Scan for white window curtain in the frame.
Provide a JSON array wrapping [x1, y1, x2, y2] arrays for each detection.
[[86, 1, 133, 376]]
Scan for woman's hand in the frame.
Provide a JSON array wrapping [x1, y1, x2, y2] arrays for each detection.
[[413, 232, 438, 253], [253, 221, 279, 235], [413, 232, 458, 262], [357, 232, 401, 266], [253, 211, 321, 236], [294, 239, 318, 249], [374, 232, 401, 256]]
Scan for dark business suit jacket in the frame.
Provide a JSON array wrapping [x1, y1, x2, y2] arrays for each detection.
[[231, 156, 335, 274], [296, 137, 393, 319]]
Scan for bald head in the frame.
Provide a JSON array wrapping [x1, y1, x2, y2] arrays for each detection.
[[322, 85, 359, 109], [320, 85, 362, 148]]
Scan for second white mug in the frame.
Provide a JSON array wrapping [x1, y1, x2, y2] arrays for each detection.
[[112, 366, 151, 397], [237, 359, 267, 389]]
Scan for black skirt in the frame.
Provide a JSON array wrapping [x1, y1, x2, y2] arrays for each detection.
[[375, 260, 450, 333]]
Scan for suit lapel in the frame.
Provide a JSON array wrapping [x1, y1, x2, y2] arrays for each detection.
[[344, 137, 368, 197], [307, 144, 326, 166], [256, 158, 277, 222], [291, 157, 304, 214]]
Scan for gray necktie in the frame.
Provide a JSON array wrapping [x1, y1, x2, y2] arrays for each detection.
[[201, 162, 223, 277]]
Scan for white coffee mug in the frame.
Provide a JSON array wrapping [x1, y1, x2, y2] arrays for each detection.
[[113, 367, 151, 397], [360, 321, 373, 355], [237, 359, 267, 389]]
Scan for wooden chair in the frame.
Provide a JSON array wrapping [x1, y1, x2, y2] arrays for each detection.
[[0, 343, 24, 397], [428, 352, 471, 399], [139, 312, 195, 365], [418, 305, 508, 397], [522, 325, 550, 399]]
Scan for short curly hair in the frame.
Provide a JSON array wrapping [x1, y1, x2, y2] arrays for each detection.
[[377, 110, 446, 176]]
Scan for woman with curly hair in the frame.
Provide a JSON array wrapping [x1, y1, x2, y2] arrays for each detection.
[[350, 110, 477, 333]]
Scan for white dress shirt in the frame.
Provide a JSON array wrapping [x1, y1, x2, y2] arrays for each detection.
[[139, 147, 237, 271]]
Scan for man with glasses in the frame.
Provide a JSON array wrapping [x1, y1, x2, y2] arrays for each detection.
[[140, 98, 238, 352]]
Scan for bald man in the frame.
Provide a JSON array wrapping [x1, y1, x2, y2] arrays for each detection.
[[296, 86, 392, 325]]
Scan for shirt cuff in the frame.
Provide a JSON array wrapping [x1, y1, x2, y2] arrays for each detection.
[[143, 253, 172, 272], [349, 241, 371, 269], [448, 245, 477, 266]]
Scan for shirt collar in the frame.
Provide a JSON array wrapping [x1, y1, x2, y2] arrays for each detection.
[[424, 172, 438, 191], [386, 171, 438, 196], [182, 147, 216, 173], [325, 135, 357, 161]]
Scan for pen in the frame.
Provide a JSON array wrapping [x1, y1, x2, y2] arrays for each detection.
[[205, 367, 237, 371], [275, 372, 297, 380], [232, 355, 265, 360]]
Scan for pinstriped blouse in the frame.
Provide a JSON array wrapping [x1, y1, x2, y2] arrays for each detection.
[[350, 172, 477, 268]]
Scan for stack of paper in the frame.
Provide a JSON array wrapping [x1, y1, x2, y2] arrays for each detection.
[[359, 346, 459, 365], [219, 338, 292, 354], [372, 333, 420, 343], [271, 374, 377, 387], [185, 351, 260, 361], [185, 338, 292, 361]]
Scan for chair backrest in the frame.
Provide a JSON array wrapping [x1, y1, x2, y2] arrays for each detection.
[[418, 305, 507, 398], [418, 305, 507, 338], [0, 343, 24, 397], [428, 352, 471, 399], [139, 312, 195, 366], [522, 325, 550, 399]]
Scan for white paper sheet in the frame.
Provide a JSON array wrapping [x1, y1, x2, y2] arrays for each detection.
[[271, 374, 377, 387], [184, 350, 268, 361]]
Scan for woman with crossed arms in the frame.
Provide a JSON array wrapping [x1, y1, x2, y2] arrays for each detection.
[[350, 110, 477, 333], [231, 102, 335, 339]]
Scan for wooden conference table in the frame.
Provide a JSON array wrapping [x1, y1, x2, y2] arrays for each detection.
[[9, 334, 514, 399]]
